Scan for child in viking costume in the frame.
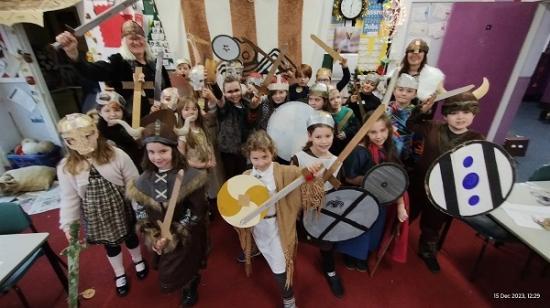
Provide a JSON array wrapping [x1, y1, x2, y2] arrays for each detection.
[[348, 72, 381, 121], [336, 111, 409, 271], [307, 83, 330, 111], [94, 90, 143, 169], [217, 75, 259, 179], [386, 74, 419, 167], [57, 113, 147, 297], [236, 130, 324, 308], [251, 75, 290, 130], [175, 58, 192, 79], [176, 97, 215, 169], [150, 87, 180, 114], [315, 58, 350, 92], [126, 118, 208, 306], [289, 64, 312, 102], [176, 96, 221, 213], [407, 82, 489, 273], [328, 86, 359, 155], [289, 112, 345, 298]]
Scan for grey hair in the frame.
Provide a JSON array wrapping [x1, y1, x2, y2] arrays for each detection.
[[119, 37, 155, 62]]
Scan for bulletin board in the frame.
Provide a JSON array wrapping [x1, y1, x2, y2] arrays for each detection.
[[403, 2, 453, 66]]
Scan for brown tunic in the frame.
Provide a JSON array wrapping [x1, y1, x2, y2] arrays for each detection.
[[127, 168, 208, 292]]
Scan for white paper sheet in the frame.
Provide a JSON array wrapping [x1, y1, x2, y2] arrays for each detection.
[[409, 22, 429, 36], [432, 3, 452, 21], [7, 87, 36, 112], [502, 202, 550, 230]]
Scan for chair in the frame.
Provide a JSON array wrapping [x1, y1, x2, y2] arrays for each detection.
[[0, 202, 67, 308], [460, 214, 518, 281], [528, 164, 550, 181]]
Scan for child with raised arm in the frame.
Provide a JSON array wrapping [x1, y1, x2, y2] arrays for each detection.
[[236, 130, 324, 308]]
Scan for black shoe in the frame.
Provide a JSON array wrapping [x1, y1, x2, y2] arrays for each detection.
[[114, 274, 129, 297], [343, 255, 356, 271], [418, 253, 441, 273], [355, 259, 368, 273], [324, 272, 344, 298], [134, 260, 148, 280], [236, 249, 262, 263], [182, 275, 200, 306]]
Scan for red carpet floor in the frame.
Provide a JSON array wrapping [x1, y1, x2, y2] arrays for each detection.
[[1, 209, 548, 308]]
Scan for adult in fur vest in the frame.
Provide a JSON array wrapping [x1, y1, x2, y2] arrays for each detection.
[[55, 20, 171, 118], [380, 39, 445, 106], [127, 120, 208, 307]]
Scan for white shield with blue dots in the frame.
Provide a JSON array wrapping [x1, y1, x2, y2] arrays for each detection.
[[426, 140, 515, 217]]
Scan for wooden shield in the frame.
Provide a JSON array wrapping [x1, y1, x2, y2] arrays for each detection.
[[362, 163, 409, 206], [302, 187, 379, 242], [426, 140, 515, 217], [217, 175, 270, 228]]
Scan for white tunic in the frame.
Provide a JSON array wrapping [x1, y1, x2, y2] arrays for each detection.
[[250, 163, 286, 274], [295, 150, 340, 191]]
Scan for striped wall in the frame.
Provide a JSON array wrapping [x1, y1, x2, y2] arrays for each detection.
[[156, 0, 334, 77]]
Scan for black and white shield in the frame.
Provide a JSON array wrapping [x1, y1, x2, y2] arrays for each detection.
[[426, 140, 515, 217], [303, 187, 379, 242], [362, 162, 408, 206]]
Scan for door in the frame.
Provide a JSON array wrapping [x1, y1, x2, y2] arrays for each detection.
[[437, 2, 537, 134]]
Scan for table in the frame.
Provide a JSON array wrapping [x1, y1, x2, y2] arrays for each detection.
[[0, 232, 49, 285], [490, 181, 550, 262]]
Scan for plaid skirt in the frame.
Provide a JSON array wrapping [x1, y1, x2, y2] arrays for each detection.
[[82, 166, 133, 245]]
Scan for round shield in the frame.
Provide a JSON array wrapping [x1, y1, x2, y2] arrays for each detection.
[[426, 140, 515, 218], [362, 163, 409, 206], [212, 35, 240, 61], [217, 175, 270, 228], [267, 101, 315, 161], [303, 187, 379, 242]]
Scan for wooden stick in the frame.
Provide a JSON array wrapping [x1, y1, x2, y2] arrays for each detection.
[[310, 34, 344, 62], [131, 66, 143, 128], [322, 104, 385, 184], [370, 221, 401, 277]]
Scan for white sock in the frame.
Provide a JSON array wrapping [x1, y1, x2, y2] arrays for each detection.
[[107, 253, 125, 278], [326, 271, 336, 277], [127, 246, 143, 262], [283, 297, 296, 308]]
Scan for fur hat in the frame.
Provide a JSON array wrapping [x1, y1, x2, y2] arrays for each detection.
[[121, 20, 145, 38], [442, 78, 490, 116], [267, 75, 289, 91], [142, 120, 178, 146], [406, 39, 429, 54]]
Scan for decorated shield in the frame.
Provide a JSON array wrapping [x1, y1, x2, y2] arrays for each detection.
[[217, 175, 270, 228], [267, 101, 315, 161], [212, 35, 241, 61], [426, 140, 515, 217], [362, 162, 409, 206], [303, 187, 379, 242]]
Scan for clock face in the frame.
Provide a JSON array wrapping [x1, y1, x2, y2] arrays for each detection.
[[340, 0, 363, 20]]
